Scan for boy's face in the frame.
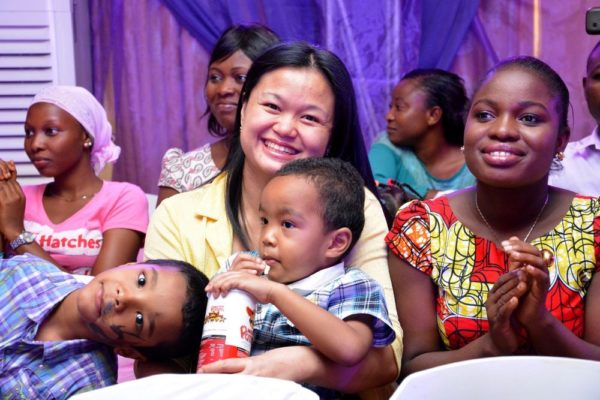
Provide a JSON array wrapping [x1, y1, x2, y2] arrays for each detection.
[[584, 47, 600, 124], [259, 175, 334, 284], [76, 263, 186, 350]]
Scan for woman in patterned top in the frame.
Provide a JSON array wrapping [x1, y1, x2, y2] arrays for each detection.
[[387, 56, 600, 379], [156, 25, 279, 206]]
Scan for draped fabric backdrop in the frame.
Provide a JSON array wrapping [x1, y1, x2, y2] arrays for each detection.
[[90, 0, 600, 193]]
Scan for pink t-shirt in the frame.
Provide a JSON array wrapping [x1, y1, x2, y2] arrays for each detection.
[[21, 181, 148, 275]]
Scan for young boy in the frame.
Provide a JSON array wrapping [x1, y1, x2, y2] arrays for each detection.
[[206, 158, 395, 395], [0, 253, 208, 399]]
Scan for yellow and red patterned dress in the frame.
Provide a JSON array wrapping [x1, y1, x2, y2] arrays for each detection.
[[386, 195, 600, 351]]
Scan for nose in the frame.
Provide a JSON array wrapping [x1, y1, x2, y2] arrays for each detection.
[[386, 107, 395, 122], [490, 114, 519, 141], [113, 284, 141, 312], [273, 115, 297, 138], [217, 77, 237, 97], [261, 225, 277, 248], [26, 132, 45, 152]]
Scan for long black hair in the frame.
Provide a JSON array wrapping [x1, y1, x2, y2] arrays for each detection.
[[222, 42, 377, 249], [205, 24, 280, 137]]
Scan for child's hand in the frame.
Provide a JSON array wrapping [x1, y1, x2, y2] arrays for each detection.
[[230, 252, 268, 275], [0, 160, 17, 181], [206, 271, 281, 304]]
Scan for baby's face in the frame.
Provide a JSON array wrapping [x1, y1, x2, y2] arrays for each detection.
[[77, 263, 186, 349], [258, 175, 333, 284]]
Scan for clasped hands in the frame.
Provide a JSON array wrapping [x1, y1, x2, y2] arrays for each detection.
[[485, 236, 554, 355]]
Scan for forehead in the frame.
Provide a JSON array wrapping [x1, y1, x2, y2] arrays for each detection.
[[262, 175, 321, 209], [26, 102, 77, 124], [210, 49, 252, 70], [393, 79, 426, 100], [475, 67, 557, 104], [253, 67, 334, 101]]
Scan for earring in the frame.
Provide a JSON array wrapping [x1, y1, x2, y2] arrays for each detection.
[[460, 146, 464, 152], [84, 140, 93, 148], [555, 151, 565, 161]]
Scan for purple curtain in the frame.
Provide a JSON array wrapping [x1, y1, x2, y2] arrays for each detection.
[[91, 0, 595, 193]]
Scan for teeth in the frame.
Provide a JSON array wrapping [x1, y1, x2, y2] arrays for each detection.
[[490, 151, 513, 157], [265, 141, 296, 154]]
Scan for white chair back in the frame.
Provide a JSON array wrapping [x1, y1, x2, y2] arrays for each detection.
[[392, 356, 600, 400]]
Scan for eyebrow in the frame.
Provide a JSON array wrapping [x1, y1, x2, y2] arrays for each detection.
[[148, 267, 158, 338], [473, 98, 548, 111], [262, 92, 329, 115]]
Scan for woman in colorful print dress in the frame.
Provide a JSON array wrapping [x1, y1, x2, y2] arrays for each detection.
[[387, 56, 600, 379]]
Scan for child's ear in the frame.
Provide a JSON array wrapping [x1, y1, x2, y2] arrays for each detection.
[[114, 346, 148, 362], [325, 227, 352, 260]]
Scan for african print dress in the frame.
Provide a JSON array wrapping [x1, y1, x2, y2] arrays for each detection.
[[386, 195, 600, 351]]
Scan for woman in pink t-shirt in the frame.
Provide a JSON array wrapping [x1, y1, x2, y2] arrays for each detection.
[[0, 86, 148, 275]]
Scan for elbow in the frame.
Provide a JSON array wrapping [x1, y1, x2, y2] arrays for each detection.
[[331, 349, 367, 368]]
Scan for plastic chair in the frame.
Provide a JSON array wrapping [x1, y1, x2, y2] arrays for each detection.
[[70, 373, 318, 400], [391, 356, 600, 400]]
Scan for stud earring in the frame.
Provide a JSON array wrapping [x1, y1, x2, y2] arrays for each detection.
[[84, 140, 93, 148], [460, 146, 464, 152], [555, 151, 565, 161]]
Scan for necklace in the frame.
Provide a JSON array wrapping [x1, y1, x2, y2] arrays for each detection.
[[475, 192, 549, 243], [46, 186, 96, 202]]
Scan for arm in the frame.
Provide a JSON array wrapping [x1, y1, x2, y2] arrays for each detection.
[[389, 252, 527, 378], [90, 229, 144, 274], [156, 186, 178, 207], [207, 271, 374, 366], [200, 344, 397, 393]]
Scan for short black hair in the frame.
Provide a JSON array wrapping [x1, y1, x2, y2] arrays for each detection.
[[134, 259, 209, 360], [401, 69, 469, 146], [274, 157, 365, 259], [206, 24, 280, 137]]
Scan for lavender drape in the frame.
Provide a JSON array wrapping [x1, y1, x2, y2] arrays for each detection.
[[90, 0, 599, 193]]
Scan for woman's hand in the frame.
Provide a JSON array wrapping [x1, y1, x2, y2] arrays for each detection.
[[0, 160, 17, 181], [485, 268, 529, 354], [502, 237, 552, 329], [0, 178, 26, 239]]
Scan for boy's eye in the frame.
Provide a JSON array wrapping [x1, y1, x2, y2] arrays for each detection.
[[260, 217, 268, 225], [24, 128, 33, 137], [137, 272, 146, 287], [282, 221, 295, 229], [135, 312, 144, 327]]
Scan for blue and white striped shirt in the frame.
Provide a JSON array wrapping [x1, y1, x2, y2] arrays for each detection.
[[0, 254, 116, 399]]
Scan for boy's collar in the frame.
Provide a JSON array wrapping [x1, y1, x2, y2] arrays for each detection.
[[288, 261, 345, 296]]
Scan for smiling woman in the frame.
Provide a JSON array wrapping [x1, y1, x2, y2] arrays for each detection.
[[387, 56, 600, 380], [156, 25, 280, 206], [143, 42, 402, 396], [0, 85, 148, 275]]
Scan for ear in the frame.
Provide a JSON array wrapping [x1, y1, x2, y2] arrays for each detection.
[[583, 76, 588, 90], [114, 346, 147, 362], [324, 227, 352, 261], [556, 126, 570, 152], [426, 106, 442, 126]]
